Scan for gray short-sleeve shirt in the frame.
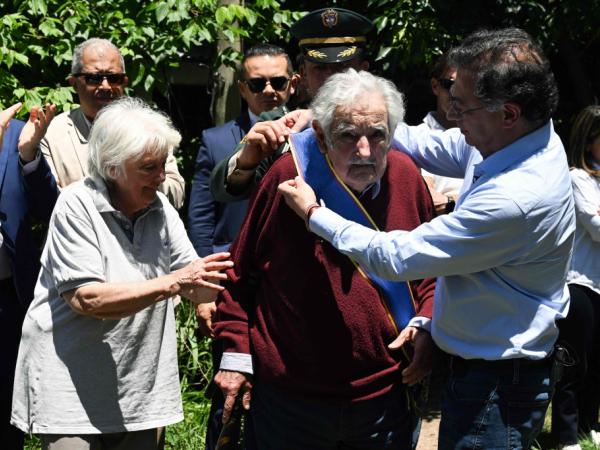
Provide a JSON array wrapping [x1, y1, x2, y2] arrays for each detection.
[[11, 177, 198, 434]]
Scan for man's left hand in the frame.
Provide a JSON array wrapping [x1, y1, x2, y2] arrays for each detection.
[[389, 326, 435, 386], [18, 103, 56, 162]]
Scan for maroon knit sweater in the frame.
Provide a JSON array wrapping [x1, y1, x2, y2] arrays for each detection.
[[214, 150, 436, 401]]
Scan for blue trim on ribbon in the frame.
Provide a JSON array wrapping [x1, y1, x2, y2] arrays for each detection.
[[290, 129, 415, 330]]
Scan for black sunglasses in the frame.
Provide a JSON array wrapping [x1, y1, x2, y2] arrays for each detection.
[[243, 76, 289, 93], [438, 78, 454, 91], [73, 72, 126, 86]]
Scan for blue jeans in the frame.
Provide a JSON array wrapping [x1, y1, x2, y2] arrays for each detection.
[[439, 356, 555, 450], [251, 383, 413, 450]]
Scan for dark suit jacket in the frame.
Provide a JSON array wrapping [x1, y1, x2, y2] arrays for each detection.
[[0, 120, 59, 307], [188, 112, 252, 257]]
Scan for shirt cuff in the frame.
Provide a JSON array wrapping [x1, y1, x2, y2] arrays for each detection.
[[220, 352, 253, 375], [20, 150, 42, 174], [308, 207, 346, 241], [226, 151, 255, 185], [407, 316, 431, 332]]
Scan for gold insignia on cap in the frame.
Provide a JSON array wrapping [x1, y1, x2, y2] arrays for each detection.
[[307, 49, 327, 59], [337, 46, 357, 58], [321, 9, 338, 28]]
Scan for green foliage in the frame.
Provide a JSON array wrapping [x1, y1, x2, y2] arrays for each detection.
[[0, 0, 301, 115], [176, 301, 213, 393]]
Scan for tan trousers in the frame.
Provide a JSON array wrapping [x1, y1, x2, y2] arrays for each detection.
[[41, 427, 165, 450]]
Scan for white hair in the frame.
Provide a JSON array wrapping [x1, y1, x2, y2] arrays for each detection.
[[310, 69, 405, 147], [71, 38, 125, 74], [87, 97, 181, 181]]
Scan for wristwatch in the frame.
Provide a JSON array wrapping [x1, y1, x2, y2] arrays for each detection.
[[445, 196, 456, 213]]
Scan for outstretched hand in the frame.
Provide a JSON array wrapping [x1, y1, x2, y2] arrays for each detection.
[[18, 103, 56, 162], [277, 176, 318, 222], [174, 252, 233, 304], [389, 326, 435, 386]]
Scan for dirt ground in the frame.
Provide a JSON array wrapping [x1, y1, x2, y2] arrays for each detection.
[[416, 415, 441, 450]]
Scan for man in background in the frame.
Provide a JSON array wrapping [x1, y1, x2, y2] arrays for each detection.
[[209, 7, 372, 202], [0, 102, 58, 449], [187, 43, 296, 450], [41, 38, 185, 208]]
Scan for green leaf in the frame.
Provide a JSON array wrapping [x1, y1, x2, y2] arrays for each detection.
[[376, 46, 392, 61], [222, 28, 234, 42], [63, 16, 78, 35], [13, 52, 29, 66], [156, 2, 170, 23], [144, 73, 155, 92], [215, 6, 227, 25]]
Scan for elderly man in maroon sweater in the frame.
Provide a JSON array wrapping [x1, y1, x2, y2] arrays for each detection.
[[214, 69, 436, 450]]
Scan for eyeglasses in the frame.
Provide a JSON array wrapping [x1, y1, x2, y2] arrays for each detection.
[[243, 76, 289, 93], [448, 100, 487, 119], [73, 72, 127, 86], [438, 78, 454, 91]]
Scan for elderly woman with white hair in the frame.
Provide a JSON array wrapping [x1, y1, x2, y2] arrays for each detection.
[[10, 97, 231, 450]]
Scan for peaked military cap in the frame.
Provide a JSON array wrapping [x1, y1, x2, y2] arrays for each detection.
[[290, 8, 373, 64]]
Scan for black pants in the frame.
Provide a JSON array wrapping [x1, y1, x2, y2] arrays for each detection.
[[552, 284, 600, 445], [0, 278, 25, 450]]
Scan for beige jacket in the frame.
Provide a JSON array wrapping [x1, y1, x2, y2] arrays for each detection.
[[41, 108, 185, 209]]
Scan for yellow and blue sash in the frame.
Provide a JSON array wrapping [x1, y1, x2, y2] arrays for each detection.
[[289, 129, 416, 332]]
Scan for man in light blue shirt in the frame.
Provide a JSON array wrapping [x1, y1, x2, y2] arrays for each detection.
[[279, 28, 575, 450]]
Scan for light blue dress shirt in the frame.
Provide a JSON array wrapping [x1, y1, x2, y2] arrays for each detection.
[[310, 121, 575, 360]]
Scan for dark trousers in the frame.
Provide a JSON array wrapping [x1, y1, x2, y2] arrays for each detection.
[[251, 383, 412, 450], [0, 278, 25, 450], [552, 284, 600, 445]]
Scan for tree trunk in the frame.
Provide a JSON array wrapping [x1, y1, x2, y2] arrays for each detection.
[[211, 0, 243, 126]]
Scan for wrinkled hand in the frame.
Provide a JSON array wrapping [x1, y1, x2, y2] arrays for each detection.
[[280, 109, 312, 132], [236, 120, 292, 170], [196, 302, 217, 338], [214, 370, 253, 424], [174, 252, 233, 303], [389, 326, 435, 386], [0, 103, 23, 149], [277, 176, 318, 222], [18, 103, 56, 162]]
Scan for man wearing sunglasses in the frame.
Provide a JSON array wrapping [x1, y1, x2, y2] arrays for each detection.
[[40, 38, 185, 208], [209, 7, 372, 203], [418, 53, 463, 216], [187, 43, 296, 450]]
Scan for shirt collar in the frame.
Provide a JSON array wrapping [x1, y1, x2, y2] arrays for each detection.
[[423, 111, 447, 131], [359, 179, 381, 199], [473, 120, 554, 181], [85, 176, 163, 218], [248, 108, 261, 127]]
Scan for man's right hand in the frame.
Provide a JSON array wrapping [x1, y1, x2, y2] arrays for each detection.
[[196, 302, 216, 338], [214, 370, 253, 423], [235, 120, 292, 170]]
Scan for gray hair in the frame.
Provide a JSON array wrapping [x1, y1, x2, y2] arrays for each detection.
[[310, 69, 405, 147], [87, 97, 181, 181], [71, 38, 125, 75]]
